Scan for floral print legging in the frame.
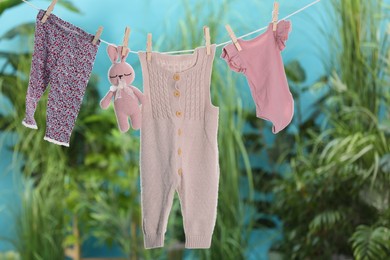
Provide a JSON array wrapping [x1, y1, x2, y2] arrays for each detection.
[[22, 10, 99, 147]]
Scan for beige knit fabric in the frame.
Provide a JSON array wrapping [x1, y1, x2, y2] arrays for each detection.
[[138, 44, 220, 249]]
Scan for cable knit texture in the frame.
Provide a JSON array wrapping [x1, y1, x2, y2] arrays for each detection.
[[138, 45, 219, 249], [221, 20, 294, 134]]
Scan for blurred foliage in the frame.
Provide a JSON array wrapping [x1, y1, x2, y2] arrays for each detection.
[[0, 251, 20, 260], [0, 0, 80, 16], [0, 6, 68, 258], [13, 183, 66, 260], [350, 226, 390, 260], [2, 0, 390, 260], [269, 1, 390, 260], [0, 1, 154, 260], [0, 0, 258, 259]]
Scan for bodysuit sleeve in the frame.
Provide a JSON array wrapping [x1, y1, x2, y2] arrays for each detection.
[[220, 44, 246, 73], [275, 20, 292, 51]]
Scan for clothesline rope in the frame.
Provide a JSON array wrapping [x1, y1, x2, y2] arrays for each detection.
[[19, 0, 321, 54]]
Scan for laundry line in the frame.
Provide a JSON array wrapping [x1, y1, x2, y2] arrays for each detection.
[[20, 0, 321, 55]]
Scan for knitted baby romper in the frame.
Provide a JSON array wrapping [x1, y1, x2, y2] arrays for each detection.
[[138, 44, 219, 249]]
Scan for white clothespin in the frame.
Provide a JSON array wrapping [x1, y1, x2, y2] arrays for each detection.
[[122, 27, 131, 56], [92, 26, 104, 45], [41, 0, 58, 24], [225, 25, 242, 51], [272, 2, 280, 31], [146, 33, 152, 61], [203, 26, 211, 55]]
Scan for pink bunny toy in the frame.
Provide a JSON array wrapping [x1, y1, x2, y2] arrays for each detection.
[[100, 45, 145, 132]]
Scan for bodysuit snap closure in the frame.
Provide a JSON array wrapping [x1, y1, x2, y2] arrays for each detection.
[[176, 111, 182, 117]]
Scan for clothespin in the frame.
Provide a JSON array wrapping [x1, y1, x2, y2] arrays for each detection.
[[122, 27, 131, 56], [92, 26, 104, 45], [203, 26, 211, 55], [41, 0, 58, 24], [225, 25, 242, 51], [146, 33, 152, 61], [272, 2, 280, 31]]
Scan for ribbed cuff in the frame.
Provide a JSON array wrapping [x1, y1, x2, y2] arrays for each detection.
[[43, 136, 70, 147], [144, 233, 164, 249], [185, 234, 212, 249], [22, 120, 38, 129]]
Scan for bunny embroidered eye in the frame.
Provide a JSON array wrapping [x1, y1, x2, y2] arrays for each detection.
[[124, 73, 132, 76], [109, 75, 118, 78]]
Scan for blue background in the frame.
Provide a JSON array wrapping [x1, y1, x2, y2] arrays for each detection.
[[0, 0, 327, 257]]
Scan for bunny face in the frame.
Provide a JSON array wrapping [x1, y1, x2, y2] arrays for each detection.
[[108, 62, 135, 86], [107, 45, 135, 86]]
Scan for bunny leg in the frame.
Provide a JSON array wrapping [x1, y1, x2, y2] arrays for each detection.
[[116, 111, 130, 133], [130, 111, 142, 130]]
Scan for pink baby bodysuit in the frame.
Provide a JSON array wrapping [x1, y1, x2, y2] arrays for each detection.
[[138, 45, 219, 249], [221, 20, 294, 133]]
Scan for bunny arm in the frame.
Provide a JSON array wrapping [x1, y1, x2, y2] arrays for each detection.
[[100, 91, 114, 109], [130, 86, 146, 104]]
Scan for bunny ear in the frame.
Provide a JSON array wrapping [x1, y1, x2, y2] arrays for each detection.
[[107, 45, 119, 63], [117, 46, 130, 62]]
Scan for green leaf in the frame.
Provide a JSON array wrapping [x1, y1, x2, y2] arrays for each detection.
[[380, 154, 390, 174], [0, 23, 36, 40], [309, 210, 346, 233], [56, 0, 81, 13], [350, 226, 390, 260], [0, 52, 31, 70], [285, 60, 306, 84], [0, 0, 81, 16], [0, 114, 14, 130], [0, 0, 22, 15], [329, 71, 348, 93]]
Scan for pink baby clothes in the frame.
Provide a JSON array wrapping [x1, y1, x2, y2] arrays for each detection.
[[22, 10, 99, 146], [221, 20, 294, 134], [138, 45, 220, 249]]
